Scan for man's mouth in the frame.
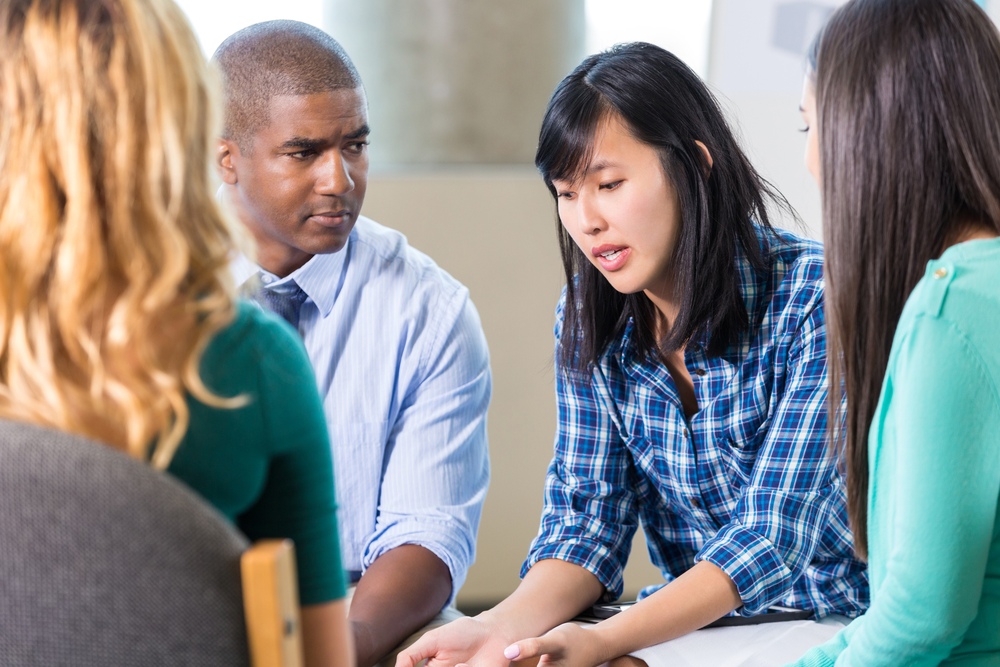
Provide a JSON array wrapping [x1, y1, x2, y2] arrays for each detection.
[[309, 210, 352, 227]]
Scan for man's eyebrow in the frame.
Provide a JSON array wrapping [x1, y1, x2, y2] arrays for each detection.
[[279, 137, 325, 150], [278, 125, 369, 150], [345, 124, 371, 140]]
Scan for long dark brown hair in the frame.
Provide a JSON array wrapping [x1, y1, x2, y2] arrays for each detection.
[[536, 43, 793, 370], [813, 0, 1000, 558]]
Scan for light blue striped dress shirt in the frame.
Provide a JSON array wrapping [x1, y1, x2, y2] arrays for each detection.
[[233, 216, 492, 599]]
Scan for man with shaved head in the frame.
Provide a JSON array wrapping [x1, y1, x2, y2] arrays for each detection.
[[213, 21, 491, 667]]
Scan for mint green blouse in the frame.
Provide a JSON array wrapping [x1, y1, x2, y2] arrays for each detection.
[[790, 237, 1000, 666], [166, 302, 346, 606]]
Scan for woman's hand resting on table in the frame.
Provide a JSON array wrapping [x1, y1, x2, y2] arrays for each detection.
[[395, 614, 517, 667], [505, 623, 606, 667], [396, 559, 608, 667], [399, 617, 644, 667]]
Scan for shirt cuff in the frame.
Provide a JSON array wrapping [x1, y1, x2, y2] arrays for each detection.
[[361, 519, 473, 608], [522, 538, 624, 602], [696, 522, 793, 615]]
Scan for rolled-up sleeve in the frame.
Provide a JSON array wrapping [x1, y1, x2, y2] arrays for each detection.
[[521, 298, 638, 600], [361, 287, 491, 605], [697, 300, 844, 615]]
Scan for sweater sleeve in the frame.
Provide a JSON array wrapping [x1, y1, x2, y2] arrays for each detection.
[[237, 314, 346, 606], [788, 314, 1000, 666]]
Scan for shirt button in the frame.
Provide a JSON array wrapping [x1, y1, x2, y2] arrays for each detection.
[[934, 267, 948, 279], [692, 497, 703, 509], [693, 368, 707, 377]]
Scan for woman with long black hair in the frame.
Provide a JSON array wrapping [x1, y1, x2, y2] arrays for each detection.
[[399, 43, 867, 667], [791, 0, 1000, 664]]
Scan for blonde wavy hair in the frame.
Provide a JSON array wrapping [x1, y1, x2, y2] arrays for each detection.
[[0, 0, 244, 469]]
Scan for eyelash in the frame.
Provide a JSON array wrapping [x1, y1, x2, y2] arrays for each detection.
[[287, 141, 369, 159], [556, 180, 622, 199], [799, 126, 810, 133]]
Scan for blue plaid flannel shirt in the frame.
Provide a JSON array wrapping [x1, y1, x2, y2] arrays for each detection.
[[522, 230, 869, 618]]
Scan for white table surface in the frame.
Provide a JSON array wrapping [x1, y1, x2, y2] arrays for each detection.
[[626, 615, 849, 667]]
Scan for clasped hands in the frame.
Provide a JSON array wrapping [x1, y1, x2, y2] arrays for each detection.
[[396, 614, 645, 667]]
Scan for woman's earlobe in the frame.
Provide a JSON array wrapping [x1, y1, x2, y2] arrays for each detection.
[[695, 140, 714, 174]]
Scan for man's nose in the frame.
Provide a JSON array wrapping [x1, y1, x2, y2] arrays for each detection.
[[315, 151, 354, 196]]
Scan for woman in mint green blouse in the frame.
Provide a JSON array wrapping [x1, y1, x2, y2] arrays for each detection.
[[791, 0, 1000, 664]]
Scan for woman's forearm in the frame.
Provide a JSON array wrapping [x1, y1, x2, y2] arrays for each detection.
[[590, 561, 742, 661], [483, 558, 605, 636]]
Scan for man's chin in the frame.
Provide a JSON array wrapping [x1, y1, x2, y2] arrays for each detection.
[[303, 222, 355, 255]]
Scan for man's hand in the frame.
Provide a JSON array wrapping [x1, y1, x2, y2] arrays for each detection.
[[395, 614, 515, 667], [350, 544, 452, 667]]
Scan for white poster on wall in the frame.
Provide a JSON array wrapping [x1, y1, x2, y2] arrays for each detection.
[[707, 0, 997, 240], [711, 0, 998, 97], [709, 0, 845, 96], [705, 0, 847, 239]]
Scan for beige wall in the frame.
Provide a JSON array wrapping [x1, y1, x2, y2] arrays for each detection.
[[361, 169, 664, 606]]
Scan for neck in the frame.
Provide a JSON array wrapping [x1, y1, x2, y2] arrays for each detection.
[[644, 279, 680, 342], [941, 219, 999, 255], [255, 243, 312, 279]]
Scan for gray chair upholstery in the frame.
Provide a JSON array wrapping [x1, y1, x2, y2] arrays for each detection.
[[0, 419, 251, 666]]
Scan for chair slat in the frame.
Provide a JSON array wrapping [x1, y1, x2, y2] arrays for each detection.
[[242, 540, 304, 667]]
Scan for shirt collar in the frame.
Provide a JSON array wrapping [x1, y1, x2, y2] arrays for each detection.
[[231, 234, 351, 318], [231, 252, 259, 289], [720, 231, 768, 365]]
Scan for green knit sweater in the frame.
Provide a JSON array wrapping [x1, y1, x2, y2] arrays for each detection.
[[167, 302, 345, 606]]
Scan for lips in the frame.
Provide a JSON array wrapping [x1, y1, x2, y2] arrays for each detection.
[[592, 244, 631, 271], [308, 210, 352, 228]]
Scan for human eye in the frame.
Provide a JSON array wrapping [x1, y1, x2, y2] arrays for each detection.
[[556, 190, 576, 200], [345, 139, 369, 154], [599, 180, 623, 191], [286, 148, 317, 160]]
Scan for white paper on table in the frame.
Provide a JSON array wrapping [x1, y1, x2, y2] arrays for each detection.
[[628, 617, 848, 667]]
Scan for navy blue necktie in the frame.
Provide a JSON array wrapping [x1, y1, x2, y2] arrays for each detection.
[[246, 275, 309, 330]]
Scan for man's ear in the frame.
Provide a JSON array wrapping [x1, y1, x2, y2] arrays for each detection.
[[694, 140, 714, 174], [216, 138, 240, 185]]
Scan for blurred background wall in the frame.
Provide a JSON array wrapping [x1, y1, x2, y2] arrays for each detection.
[[176, 0, 996, 610]]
